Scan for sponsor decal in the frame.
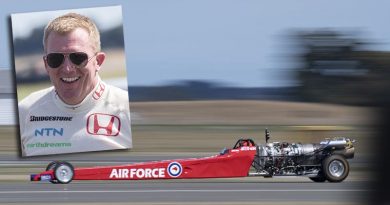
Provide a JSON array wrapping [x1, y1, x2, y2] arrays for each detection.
[[167, 162, 182, 178], [30, 116, 72, 122], [92, 83, 105, 100], [240, 146, 257, 151], [26, 142, 72, 148], [34, 128, 64, 137], [40, 174, 52, 181], [109, 168, 165, 179], [86, 113, 121, 136]]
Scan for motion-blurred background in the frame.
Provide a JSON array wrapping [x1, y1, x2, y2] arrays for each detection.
[[0, 1, 390, 204], [5, 2, 388, 152]]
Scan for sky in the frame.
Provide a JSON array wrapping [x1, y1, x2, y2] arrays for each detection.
[[1, 0, 390, 87]]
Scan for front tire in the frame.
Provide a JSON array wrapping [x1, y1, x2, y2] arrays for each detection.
[[322, 155, 349, 182], [53, 161, 74, 184], [46, 161, 60, 171], [46, 161, 60, 184]]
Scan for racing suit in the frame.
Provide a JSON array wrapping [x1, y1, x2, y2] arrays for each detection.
[[18, 79, 132, 156]]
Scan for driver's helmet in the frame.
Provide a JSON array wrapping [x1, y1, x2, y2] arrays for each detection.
[[241, 140, 253, 146]]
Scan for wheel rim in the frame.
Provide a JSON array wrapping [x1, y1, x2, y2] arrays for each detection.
[[328, 160, 345, 178], [55, 165, 73, 183]]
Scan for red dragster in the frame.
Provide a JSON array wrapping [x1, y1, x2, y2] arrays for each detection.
[[30, 130, 355, 184]]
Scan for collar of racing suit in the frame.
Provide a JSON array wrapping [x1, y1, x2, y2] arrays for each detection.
[[52, 77, 106, 113]]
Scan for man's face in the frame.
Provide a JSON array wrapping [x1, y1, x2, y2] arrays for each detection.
[[44, 28, 105, 105]]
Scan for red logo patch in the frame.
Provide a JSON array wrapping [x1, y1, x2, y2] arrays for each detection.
[[92, 83, 105, 100], [86, 113, 121, 136]]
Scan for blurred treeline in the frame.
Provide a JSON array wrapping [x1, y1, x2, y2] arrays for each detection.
[[130, 81, 299, 102], [130, 29, 390, 106], [293, 29, 390, 106]]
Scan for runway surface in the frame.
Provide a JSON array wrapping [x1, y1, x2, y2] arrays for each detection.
[[0, 180, 368, 204], [0, 153, 371, 204]]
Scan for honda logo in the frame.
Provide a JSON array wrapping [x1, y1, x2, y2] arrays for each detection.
[[86, 113, 121, 136], [92, 83, 105, 100]]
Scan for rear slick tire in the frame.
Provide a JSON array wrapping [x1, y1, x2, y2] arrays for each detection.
[[309, 174, 326, 182], [322, 155, 349, 183]]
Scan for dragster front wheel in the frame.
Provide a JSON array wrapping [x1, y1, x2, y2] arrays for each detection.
[[46, 161, 60, 184], [53, 161, 74, 184], [46, 161, 61, 171]]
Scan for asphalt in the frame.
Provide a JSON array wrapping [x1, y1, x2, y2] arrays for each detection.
[[0, 180, 369, 204], [0, 153, 372, 204]]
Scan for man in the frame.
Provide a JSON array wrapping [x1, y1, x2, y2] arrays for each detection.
[[18, 13, 132, 156]]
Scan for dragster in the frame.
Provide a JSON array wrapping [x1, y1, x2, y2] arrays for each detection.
[[30, 129, 355, 184]]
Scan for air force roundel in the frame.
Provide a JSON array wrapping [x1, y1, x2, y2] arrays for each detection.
[[167, 162, 182, 178]]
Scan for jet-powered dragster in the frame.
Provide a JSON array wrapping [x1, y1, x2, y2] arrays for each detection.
[[31, 129, 355, 184]]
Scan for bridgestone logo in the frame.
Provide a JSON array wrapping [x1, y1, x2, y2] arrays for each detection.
[[30, 116, 72, 122], [26, 142, 72, 148]]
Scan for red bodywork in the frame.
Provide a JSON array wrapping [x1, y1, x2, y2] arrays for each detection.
[[31, 146, 257, 182]]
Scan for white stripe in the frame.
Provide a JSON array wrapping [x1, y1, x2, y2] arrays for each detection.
[[0, 189, 369, 194]]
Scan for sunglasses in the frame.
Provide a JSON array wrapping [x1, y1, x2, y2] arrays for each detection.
[[45, 52, 97, 69]]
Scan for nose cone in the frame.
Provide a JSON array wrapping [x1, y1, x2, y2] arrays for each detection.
[[30, 174, 38, 181]]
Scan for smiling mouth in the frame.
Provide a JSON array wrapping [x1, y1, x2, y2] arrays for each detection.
[[61, 77, 81, 84]]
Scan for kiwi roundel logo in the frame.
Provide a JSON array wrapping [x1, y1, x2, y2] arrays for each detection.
[[167, 162, 182, 178]]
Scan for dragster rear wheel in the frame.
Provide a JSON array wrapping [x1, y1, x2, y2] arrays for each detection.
[[322, 155, 349, 182], [53, 161, 74, 184]]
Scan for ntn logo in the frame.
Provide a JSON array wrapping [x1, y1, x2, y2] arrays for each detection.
[[35, 128, 63, 136]]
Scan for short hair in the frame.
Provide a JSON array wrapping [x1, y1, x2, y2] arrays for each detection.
[[43, 13, 101, 53]]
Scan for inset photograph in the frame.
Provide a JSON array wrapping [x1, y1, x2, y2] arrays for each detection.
[[11, 5, 132, 156]]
